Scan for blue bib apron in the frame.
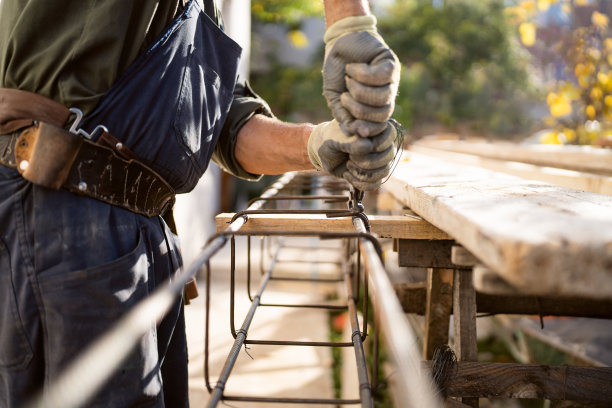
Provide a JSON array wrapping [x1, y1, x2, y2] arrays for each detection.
[[82, 0, 241, 193], [0, 2, 240, 407]]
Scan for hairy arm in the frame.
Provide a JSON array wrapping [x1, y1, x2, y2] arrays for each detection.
[[323, 0, 370, 27], [235, 114, 315, 174]]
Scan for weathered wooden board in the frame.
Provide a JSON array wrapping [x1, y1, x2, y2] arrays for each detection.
[[415, 138, 612, 175], [215, 213, 451, 240], [453, 269, 477, 361], [423, 361, 612, 401], [397, 239, 455, 268], [384, 152, 612, 299], [411, 145, 612, 196], [393, 282, 612, 317], [422, 268, 453, 360]]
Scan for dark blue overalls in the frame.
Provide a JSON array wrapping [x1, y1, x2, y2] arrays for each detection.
[[0, 1, 240, 406]]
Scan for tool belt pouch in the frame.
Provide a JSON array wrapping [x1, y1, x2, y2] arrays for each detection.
[[8, 120, 175, 217], [15, 122, 82, 190]]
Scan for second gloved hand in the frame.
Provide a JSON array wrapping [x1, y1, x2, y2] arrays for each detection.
[[323, 15, 400, 138], [308, 119, 399, 191]]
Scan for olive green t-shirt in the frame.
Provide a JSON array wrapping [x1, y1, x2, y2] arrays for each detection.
[[0, 0, 267, 179], [0, 0, 187, 115]]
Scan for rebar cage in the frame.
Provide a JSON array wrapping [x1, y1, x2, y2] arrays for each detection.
[[204, 172, 380, 406]]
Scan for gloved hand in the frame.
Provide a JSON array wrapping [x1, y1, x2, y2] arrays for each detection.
[[323, 15, 400, 138], [308, 119, 399, 191]]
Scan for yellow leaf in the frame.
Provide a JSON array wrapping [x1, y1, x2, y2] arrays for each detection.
[[586, 104, 596, 119], [604, 38, 612, 53], [578, 75, 591, 88], [540, 131, 563, 145], [597, 72, 609, 86], [520, 1, 536, 12], [605, 95, 612, 107], [548, 92, 573, 117], [537, 0, 551, 12], [505, 6, 528, 24], [575, 63, 588, 77], [562, 128, 577, 142], [591, 86, 603, 101], [592, 11, 609, 31], [519, 22, 536, 47], [575, 0, 591, 6], [560, 82, 580, 100], [588, 47, 602, 61], [287, 30, 309, 49], [597, 73, 612, 91]]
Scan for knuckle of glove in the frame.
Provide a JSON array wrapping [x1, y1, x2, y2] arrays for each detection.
[[347, 160, 391, 182], [350, 145, 395, 169], [344, 120, 388, 138], [328, 100, 354, 125], [345, 57, 399, 87], [369, 123, 397, 152], [316, 144, 349, 175], [345, 76, 394, 107], [341, 92, 394, 123], [342, 172, 381, 192], [317, 122, 372, 155]]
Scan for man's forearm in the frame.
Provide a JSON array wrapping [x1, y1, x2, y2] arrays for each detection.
[[323, 0, 370, 27], [235, 114, 315, 175]]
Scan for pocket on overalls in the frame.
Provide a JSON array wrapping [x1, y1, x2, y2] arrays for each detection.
[[0, 239, 33, 370], [170, 12, 239, 192], [36, 226, 161, 403], [174, 52, 222, 159]]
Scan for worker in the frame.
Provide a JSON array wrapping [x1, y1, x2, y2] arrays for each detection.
[[0, 0, 399, 407]]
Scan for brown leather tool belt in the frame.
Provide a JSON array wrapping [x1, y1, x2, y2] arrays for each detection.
[[0, 88, 175, 217]]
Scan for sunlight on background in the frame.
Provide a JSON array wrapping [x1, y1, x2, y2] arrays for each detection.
[[250, 0, 612, 147]]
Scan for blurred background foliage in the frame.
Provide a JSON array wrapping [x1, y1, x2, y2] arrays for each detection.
[[378, 0, 536, 138], [251, 0, 322, 25], [249, 0, 612, 145], [507, 0, 612, 146]]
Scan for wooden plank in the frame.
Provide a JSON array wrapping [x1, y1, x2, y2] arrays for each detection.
[[393, 283, 612, 318], [397, 239, 455, 268], [453, 269, 478, 407], [422, 361, 612, 401], [411, 145, 612, 196], [451, 245, 479, 267], [453, 269, 478, 363], [215, 213, 451, 239], [422, 268, 453, 360], [394, 282, 427, 314], [415, 138, 612, 175], [384, 152, 612, 299]]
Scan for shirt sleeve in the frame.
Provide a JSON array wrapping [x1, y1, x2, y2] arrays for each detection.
[[211, 80, 274, 180]]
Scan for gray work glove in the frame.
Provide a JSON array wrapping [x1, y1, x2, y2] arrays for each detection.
[[323, 16, 400, 137], [308, 119, 399, 191]]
